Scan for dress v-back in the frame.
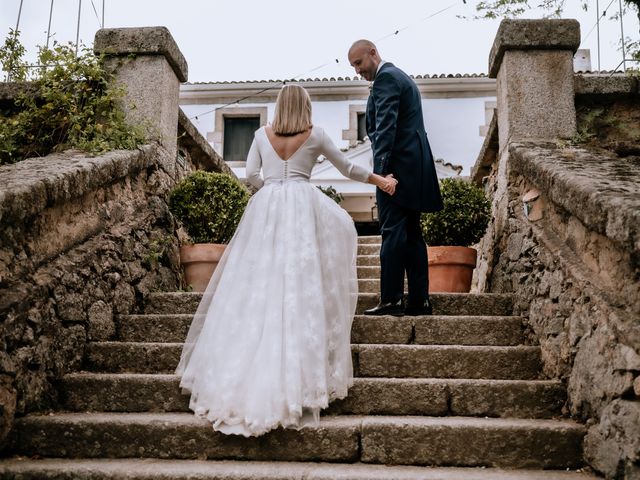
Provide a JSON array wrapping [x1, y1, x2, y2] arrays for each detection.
[[175, 125, 372, 437], [246, 126, 370, 188]]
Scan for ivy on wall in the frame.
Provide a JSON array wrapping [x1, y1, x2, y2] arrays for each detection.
[[0, 30, 146, 165]]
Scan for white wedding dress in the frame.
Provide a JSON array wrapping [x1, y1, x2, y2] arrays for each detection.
[[175, 125, 372, 437]]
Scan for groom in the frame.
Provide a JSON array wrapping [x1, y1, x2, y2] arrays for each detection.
[[348, 39, 443, 316]]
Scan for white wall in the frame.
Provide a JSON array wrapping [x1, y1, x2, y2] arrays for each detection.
[[181, 104, 218, 140], [180, 95, 495, 175], [423, 96, 495, 174]]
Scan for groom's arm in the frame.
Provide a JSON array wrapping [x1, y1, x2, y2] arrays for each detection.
[[371, 72, 400, 175]]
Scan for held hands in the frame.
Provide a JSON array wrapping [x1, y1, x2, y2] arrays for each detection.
[[368, 173, 398, 195], [379, 174, 398, 195]]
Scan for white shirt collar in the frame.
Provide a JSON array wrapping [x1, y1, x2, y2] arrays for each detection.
[[375, 60, 387, 77]]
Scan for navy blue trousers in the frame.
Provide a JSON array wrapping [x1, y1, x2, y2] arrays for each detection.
[[377, 190, 429, 305]]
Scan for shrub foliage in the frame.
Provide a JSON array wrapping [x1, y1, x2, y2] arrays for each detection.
[[0, 30, 146, 165], [169, 171, 249, 244], [420, 178, 491, 247], [317, 185, 344, 204]]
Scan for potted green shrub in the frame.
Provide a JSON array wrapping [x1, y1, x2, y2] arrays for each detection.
[[169, 171, 249, 291], [317, 185, 344, 204], [420, 177, 491, 293]]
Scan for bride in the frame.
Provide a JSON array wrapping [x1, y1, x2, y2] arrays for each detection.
[[175, 84, 397, 437]]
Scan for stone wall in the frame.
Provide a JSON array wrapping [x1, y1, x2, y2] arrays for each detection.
[[0, 26, 244, 450], [473, 20, 640, 477], [476, 140, 640, 478], [0, 145, 187, 449], [177, 108, 234, 176], [0, 24, 250, 454]]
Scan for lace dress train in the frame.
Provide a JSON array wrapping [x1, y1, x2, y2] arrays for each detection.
[[175, 126, 371, 436]]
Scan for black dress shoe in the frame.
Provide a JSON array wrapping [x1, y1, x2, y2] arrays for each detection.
[[364, 299, 405, 316], [405, 299, 433, 316]]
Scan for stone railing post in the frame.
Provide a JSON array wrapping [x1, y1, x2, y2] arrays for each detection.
[[489, 19, 581, 151], [94, 26, 188, 160], [475, 19, 581, 292]]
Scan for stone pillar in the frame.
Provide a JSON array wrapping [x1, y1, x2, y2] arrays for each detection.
[[94, 27, 188, 159], [489, 19, 580, 151], [475, 19, 581, 293]]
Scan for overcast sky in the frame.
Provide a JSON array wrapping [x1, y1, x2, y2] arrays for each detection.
[[2, 0, 639, 82]]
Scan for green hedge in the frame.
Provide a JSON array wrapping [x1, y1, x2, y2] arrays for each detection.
[[420, 178, 491, 247], [169, 171, 249, 244]]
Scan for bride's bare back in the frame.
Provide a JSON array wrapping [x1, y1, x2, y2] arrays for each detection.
[[264, 126, 313, 161]]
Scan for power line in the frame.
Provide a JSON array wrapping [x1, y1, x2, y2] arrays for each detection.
[[14, 0, 24, 32], [583, 0, 617, 41], [581, 0, 628, 72], [618, 0, 626, 71], [46, 0, 55, 49], [90, 0, 102, 28], [75, 0, 82, 56], [375, 3, 458, 42], [608, 57, 640, 76], [190, 82, 287, 121], [8, 0, 25, 81], [189, 2, 459, 121], [597, 0, 601, 70]]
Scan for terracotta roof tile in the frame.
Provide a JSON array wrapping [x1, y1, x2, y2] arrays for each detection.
[[185, 73, 489, 85]]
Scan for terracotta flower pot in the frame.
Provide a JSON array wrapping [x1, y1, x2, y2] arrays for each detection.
[[179, 243, 226, 292], [427, 246, 477, 293]]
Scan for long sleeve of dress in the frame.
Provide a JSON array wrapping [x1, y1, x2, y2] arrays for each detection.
[[245, 137, 264, 190], [320, 129, 372, 183]]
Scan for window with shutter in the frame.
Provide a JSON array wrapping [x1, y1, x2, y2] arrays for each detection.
[[223, 116, 260, 162]]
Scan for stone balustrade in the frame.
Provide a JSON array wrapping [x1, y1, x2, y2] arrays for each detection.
[[0, 145, 183, 448], [474, 18, 640, 479], [0, 26, 233, 451]]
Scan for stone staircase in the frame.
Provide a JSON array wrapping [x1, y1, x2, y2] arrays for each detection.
[[0, 236, 597, 479]]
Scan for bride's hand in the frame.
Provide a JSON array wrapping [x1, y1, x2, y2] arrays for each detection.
[[368, 173, 398, 195], [382, 174, 398, 195]]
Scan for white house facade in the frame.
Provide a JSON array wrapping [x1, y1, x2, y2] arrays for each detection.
[[179, 75, 497, 223]]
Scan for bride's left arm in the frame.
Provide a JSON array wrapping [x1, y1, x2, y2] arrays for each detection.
[[320, 128, 396, 195], [320, 128, 371, 183]]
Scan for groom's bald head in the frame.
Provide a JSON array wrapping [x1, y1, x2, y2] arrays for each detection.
[[348, 39, 381, 81], [349, 39, 377, 53]]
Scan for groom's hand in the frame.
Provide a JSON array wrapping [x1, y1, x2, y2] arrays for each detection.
[[383, 174, 398, 195]]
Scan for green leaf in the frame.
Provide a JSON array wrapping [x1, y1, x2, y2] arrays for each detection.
[[0, 30, 147, 165], [169, 171, 249, 244], [420, 178, 491, 247]]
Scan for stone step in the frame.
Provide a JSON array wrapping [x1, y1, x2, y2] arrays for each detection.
[[9, 413, 585, 469], [60, 373, 566, 418], [360, 277, 415, 292], [357, 278, 412, 293], [359, 278, 380, 292], [357, 344, 541, 379], [117, 314, 525, 346], [144, 292, 514, 317], [359, 416, 585, 469], [357, 235, 381, 244], [85, 342, 541, 379], [357, 244, 380, 255], [355, 315, 524, 345], [0, 458, 599, 479], [357, 265, 380, 278], [357, 254, 379, 266]]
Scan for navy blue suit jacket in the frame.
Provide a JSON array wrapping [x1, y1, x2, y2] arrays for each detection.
[[366, 62, 443, 213]]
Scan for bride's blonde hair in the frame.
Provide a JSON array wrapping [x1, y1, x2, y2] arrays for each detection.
[[271, 84, 312, 136]]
